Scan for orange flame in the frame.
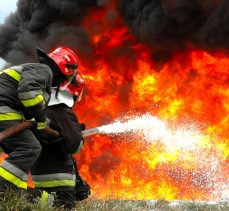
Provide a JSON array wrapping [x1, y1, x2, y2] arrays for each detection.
[[0, 0, 227, 201], [74, 1, 229, 200]]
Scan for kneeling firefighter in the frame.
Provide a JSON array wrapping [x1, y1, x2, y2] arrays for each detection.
[[0, 46, 81, 204], [30, 59, 90, 209]]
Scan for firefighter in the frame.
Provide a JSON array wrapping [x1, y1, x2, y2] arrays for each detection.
[[30, 71, 90, 210], [0, 47, 80, 203]]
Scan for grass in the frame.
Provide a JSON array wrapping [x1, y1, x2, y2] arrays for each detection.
[[0, 188, 54, 211], [0, 190, 228, 211], [76, 198, 229, 211]]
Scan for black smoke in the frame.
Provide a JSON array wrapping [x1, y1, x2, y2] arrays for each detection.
[[118, 0, 229, 61], [1, 0, 229, 66], [0, 0, 109, 65]]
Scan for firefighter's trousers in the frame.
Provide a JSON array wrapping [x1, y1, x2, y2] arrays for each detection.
[[0, 120, 41, 191], [31, 142, 78, 210]]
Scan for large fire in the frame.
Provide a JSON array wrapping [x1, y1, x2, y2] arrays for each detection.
[[0, 0, 228, 202], [73, 1, 229, 201]]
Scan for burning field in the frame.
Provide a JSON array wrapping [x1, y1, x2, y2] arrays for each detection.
[[76, 50, 229, 200], [0, 0, 229, 205]]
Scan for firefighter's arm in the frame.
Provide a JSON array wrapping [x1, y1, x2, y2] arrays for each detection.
[[48, 105, 84, 154], [18, 64, 52, 129]]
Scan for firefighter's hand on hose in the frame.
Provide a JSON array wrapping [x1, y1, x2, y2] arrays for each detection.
[[35, 118, 50, 130], [79, 122, 86, 131]]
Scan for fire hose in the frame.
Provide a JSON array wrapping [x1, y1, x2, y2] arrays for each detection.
[[0, 121, 100, 142]]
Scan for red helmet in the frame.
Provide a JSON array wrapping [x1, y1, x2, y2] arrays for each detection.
[[60, 72, 85, 102], [48, 47, 79, 76]]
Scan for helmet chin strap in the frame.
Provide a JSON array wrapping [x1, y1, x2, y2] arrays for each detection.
[[55, 85, 60, 99]]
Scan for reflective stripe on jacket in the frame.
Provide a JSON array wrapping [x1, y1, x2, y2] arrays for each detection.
[[0, 106, 24, 121], [0, 63, 52, 121]]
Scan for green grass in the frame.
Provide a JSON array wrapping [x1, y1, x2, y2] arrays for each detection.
[[0, 188, 54, 211], [0, 190, 228, 211]]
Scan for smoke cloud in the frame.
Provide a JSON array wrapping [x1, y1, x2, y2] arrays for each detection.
[[0, 0, 229, 65], [118, 0, 229, 60], [0, 0, 108, 65]]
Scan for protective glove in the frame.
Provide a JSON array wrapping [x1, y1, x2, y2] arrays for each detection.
[[79, 122, 86, 131]]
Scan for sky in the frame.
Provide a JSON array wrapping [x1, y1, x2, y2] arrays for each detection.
[[0, 0, 18, 68]]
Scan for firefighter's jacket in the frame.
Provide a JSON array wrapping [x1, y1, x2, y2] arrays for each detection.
[[0, 63, 52, 191], [31, 104, 84, 189], [48, 104, 84, 154], [0, 63, 52, 123]]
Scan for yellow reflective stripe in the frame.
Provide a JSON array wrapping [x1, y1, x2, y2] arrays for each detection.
[[21, 94, 45, 107], [34, 180, 75, 188], [36, 122, 46, 130], [3, 69, 21, 81], [41, 191, 49, 204], [0, 167, 27, 189], [0, 113, 24, 121]]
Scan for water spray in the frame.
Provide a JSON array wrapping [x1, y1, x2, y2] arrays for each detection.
[[81, 114, 164, 137], [0, 114, 203, 151], [82, 114, 201, 151], [82, 114, 229, 200]]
